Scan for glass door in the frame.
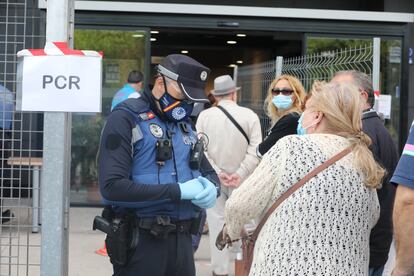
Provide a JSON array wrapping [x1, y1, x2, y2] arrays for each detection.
[[71, 28, 150, 204], [305, 35, 402, 147]]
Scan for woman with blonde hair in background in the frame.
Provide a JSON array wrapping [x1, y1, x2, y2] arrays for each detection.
[[257, 75, 306, 157], [223, 82, 385, 275]]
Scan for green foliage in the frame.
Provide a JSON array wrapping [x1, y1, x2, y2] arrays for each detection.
[[307, 37, 370, 54], [71, 28, 148, 188], [74, 29, 146, 59]]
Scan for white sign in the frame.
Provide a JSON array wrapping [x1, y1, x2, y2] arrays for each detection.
[[16, 55, 102, 112], [389, 46, 401, 64], [377, 94, 392, 119]]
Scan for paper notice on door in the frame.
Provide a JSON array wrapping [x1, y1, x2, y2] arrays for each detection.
[[377, 94, 392, 119]]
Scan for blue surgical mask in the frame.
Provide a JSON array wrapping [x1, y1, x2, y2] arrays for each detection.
[[272, 95, 292, 110], [158, 92, 194, 122], [297, 113, 307, 135], [297, 112, 318, 135]]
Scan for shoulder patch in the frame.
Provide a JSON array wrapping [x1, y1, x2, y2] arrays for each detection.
[[149, 123, 164, 138], [138, 111, 155, 121]]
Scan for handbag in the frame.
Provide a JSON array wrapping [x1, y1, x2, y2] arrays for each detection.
[[218, 146, 352, 276]]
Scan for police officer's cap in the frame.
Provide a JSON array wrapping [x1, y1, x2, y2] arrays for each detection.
[[157, 54, 210, 103]]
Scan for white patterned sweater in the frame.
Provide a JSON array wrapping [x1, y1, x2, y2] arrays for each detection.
[[225, 134, 380, 276]]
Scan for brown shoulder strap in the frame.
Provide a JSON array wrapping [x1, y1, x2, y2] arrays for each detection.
[[250, 146, 352, 242]]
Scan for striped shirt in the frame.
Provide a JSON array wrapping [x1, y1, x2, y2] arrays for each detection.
[[391, 120, 414, 188]]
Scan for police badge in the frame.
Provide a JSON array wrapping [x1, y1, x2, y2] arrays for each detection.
[[149, 123, 164, 138]]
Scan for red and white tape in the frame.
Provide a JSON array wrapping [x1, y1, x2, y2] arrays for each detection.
[[17, 42, 103, 57]]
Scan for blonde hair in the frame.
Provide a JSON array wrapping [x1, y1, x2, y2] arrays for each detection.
[[264, 75, 306, 125], [308, 82, 385, 188], [302, 80, 326, 110]]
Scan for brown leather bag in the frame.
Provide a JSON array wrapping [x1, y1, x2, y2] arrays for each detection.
[[234, 235, 255, 276], [231, 147, 352, 276]]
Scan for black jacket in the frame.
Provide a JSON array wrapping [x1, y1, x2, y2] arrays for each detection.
[[362, 110, 399, 268], [257, 112, 300, 157]]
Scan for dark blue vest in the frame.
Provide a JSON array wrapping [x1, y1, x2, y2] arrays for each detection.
[[120, 105, 201, 220]]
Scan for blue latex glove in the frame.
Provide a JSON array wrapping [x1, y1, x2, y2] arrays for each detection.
[[191, 176, 217, 209], [178, 178, 204, 200]]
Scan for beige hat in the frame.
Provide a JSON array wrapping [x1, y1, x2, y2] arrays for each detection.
[[210, 75, 241, 96]]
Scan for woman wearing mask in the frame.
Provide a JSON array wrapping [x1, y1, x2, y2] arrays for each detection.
[[257, 75, 306, 157], [223, 82, 384, 275]]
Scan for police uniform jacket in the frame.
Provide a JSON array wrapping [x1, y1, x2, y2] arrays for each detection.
[[98, 87, 219, 220]]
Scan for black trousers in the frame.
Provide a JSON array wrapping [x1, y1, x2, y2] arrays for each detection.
[[112, 230, 195, 276]]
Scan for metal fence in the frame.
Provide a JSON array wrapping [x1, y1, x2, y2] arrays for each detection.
[[1, 0, 45, 275], [237, 43, 376, 137], [236, 60, 277, 138], [283, 44, 374, 91]]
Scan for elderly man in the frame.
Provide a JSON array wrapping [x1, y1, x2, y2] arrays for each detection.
[[196, 75, 262, 276], [331, 70, 399, 276]]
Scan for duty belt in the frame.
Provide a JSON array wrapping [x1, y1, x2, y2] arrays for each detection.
[[137, 216, 193, 237]]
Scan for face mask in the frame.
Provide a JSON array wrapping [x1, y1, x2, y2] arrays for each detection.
[[297, 112, 318, 135], [158, 92, 194, 122], [272, 95, 292, 110]]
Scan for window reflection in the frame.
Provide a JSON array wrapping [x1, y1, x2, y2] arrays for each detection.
[[71, 29, 147, 204]]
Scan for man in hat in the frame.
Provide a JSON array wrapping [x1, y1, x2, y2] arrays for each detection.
[[111, 70, 144, 111], [196, 75, 262, 276], [98, 54, 219, 276]]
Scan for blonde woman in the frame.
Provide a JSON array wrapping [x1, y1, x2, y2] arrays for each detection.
[[257, 75, 306, 157], [225, 82, 384, 275]]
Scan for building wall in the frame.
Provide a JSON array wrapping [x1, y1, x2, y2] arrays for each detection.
[[384, 0, 414, 13], [87, 0, 412, 12]]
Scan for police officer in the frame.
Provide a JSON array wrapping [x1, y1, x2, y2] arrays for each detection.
[[98, 54, 219, 276]]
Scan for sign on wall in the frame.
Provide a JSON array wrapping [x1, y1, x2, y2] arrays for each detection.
[[377, 94, 392, 119], [16, 42, 102, 113]]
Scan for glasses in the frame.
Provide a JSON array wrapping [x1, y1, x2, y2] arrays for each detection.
[[271, 88, 294, 96]]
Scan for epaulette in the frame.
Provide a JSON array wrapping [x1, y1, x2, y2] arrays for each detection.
[[113, 97, 149, 114]]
